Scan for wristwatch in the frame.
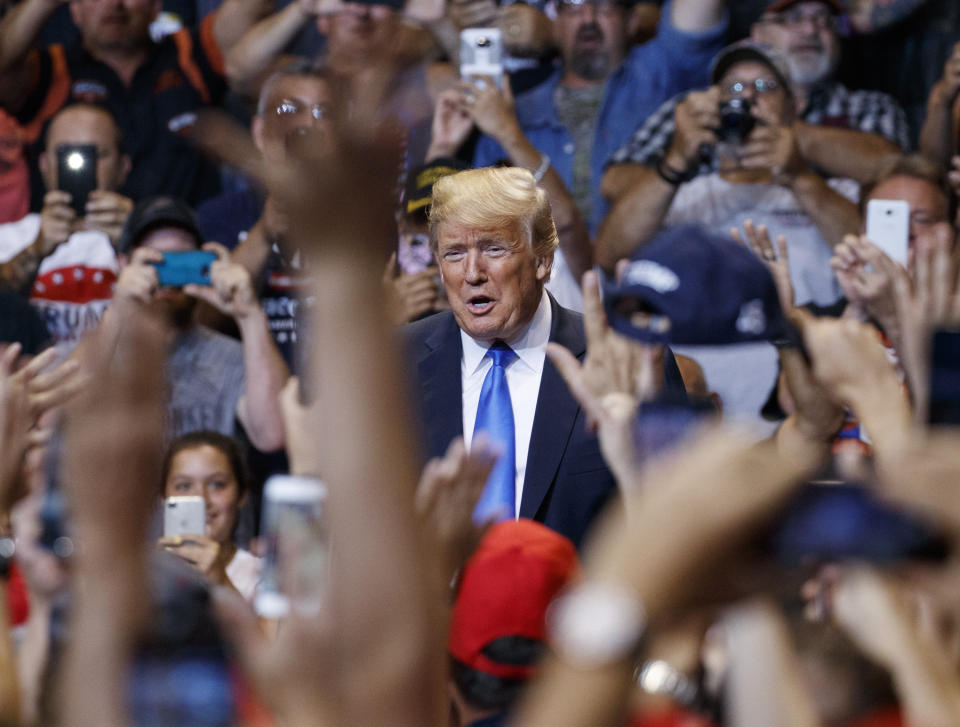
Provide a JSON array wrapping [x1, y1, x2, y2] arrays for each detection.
[[547, 581, 646, 669]]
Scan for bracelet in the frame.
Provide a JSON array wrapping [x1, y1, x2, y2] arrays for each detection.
[[532, 153, 550, 183], [654, 155, 695, 186]]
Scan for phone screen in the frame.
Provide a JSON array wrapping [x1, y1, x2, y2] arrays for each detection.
[[56, 144, 98, 217]]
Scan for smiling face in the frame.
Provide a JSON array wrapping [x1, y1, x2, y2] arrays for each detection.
[[436, 221, 552, 344], [164, 444, 245, 545]]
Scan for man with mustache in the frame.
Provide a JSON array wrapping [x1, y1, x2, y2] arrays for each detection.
[[602, 0, 911, 229], [470, 0, 727, 234]]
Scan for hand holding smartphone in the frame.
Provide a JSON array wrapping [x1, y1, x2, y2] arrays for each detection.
[[865, 199, 910, 267], [164, 496, 206, 537], [56, 144, 98, 218], [150, 250, 218, 287], [460, 28, 504, 89]]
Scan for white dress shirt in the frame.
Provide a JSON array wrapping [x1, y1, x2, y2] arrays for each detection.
[[461, 290, 552, 516]]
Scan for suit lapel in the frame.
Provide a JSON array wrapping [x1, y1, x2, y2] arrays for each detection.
[[519, 297, 585, 519], [418, 314, 465, 459]]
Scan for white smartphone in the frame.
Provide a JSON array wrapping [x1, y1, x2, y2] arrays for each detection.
[[460, 28, 503, 89], [866, 199, 910, 266], [163, 496, 206, 537], [254, 475, 328, 619]]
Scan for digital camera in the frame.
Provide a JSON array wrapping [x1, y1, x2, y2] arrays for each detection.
[[717, 97, 756, 143]]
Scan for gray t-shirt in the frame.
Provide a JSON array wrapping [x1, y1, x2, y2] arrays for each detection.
[[554, 81, 607, 223], [167, 326, 245, 439]]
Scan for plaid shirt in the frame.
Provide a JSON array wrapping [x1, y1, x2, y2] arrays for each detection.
[[607, 81, 911, 173]]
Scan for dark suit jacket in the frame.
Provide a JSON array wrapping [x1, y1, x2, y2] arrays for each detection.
[[404, 295, 686, 549]]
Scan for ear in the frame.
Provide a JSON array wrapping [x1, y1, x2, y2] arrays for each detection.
[[535, 250, 554, 283], [252, 114, 265, 153]]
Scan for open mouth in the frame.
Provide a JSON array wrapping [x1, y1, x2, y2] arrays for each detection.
[[466, 295, 495, 314]]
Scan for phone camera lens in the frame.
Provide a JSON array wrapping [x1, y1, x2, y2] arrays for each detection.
[[477, 36, 490, 47]]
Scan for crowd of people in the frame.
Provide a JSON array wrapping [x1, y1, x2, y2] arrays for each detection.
[[1, 0, 960, 724]]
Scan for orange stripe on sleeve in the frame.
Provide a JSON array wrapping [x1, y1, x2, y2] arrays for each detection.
[[172, 29, 211, 105], [199, 11, 226, 78], [22, 45, 71, 144]]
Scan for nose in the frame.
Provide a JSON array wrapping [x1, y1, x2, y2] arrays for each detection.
[[579, 2, 597, 20], [464, 249, 486, 285]]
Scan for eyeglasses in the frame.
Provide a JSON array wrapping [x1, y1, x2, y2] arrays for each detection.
[[274, 99, 331, 121], [725, 78, 781, 97], [762, 9, 837, 31]]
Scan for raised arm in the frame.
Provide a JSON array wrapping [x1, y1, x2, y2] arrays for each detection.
[[918, 42, 960, 164], [224, 0, 315, 97], [847, 0, 932, 34], [795, 122, 902, 185], [0, 0, 60, 108], [595, 89, 719, 270]]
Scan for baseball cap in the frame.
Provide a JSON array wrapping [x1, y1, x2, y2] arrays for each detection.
[[118, 196, 203, 254], [405, 158, 468, 219], [602, 224, 794, 346], [710, 40, 793, 94], [764, 0, 844, 14], [448, 519, 579, 681]]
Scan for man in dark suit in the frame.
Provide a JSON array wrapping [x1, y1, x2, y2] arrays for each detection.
[[405, 166, 684, 549]]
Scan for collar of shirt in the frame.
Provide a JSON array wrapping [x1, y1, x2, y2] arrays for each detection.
[[460, 290, 552, 376]]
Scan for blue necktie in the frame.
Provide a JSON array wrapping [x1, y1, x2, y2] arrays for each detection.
[[472, 341, 518, 524]]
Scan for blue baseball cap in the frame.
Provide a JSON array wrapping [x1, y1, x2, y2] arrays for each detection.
[[603, 224, 794, 346]]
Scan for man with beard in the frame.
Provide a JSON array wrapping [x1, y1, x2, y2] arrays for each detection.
[[470, 0, 727, 234], [102, 197, 288, 450], [602, 0, 911, 224]]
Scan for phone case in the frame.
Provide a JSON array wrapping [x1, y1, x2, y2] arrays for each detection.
[[460, 28, 503, 89], [164, 496, 206, 537], [866, 199, 910, 266], [151, 251, 217, 288]]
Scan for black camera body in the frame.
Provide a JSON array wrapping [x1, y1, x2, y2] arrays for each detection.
[[717, 97, 756, 143]]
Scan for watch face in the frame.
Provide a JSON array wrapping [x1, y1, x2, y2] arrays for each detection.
[[548, 582, 646, 667]]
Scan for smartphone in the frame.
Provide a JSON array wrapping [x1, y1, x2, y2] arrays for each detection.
[[397, 232, 435, 275], [56, 143, 98, 217], [163, 496, 206, 537], [254, 475, 328, 619], [929, 328, 960, 425], [762, 481, 949, 566], [865, 199, 910, 267], [150, 250, 217, 287], [460, 28, 503, 89]]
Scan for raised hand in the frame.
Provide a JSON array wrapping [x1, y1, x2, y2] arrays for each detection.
[[732, 219, 794, 314]]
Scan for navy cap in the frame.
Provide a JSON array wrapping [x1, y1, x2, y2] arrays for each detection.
[[603, 224, 792, 346], [118, 196, 203, 254]]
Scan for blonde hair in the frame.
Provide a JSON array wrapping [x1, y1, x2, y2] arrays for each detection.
[[429, 166, 559, 258]]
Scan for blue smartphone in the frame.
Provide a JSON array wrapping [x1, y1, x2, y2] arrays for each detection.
[[151, 251, 217, 288]]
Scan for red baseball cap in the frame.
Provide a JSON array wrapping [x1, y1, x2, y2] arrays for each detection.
[[448, 519, 579, 681], [764, 0, 844, 13]]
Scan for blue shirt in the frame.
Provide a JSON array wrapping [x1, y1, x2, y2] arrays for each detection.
[[472, 2, 727, 233]]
